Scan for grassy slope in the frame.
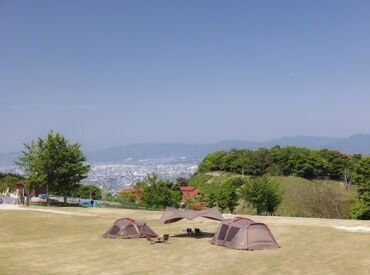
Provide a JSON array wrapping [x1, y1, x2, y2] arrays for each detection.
[[0, 207, 369, 275], [188, 173, 357, 218], [273, 176, 356, 218]]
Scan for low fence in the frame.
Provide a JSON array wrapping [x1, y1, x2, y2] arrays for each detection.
[[0, 195, 17, 205]]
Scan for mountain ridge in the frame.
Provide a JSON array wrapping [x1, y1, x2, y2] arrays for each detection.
[[1, 134, 369, 165], [87, 134, 370, 162]]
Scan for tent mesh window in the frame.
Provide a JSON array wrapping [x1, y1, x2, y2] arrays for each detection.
[[218, 224, 229, 240], [125, 225, 138, 236], [225, 226, 239, 242], [109, 225, 120, 235]]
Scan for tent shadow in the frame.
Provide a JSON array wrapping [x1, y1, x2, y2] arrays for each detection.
[[172, 232, 214, 239]]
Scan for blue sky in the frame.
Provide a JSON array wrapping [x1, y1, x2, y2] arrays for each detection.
[[1, 0, 370, 152]]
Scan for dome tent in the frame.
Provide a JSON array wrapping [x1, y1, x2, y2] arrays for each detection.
[[103, 218, 158, 239], [210, 217, 279, 250]]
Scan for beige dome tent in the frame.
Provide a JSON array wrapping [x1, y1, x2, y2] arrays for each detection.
[[210, 217, 279, 250], [103, 218, 158, 239]]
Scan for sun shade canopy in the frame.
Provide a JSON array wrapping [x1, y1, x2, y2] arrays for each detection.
[[159, 207, 224, 224]]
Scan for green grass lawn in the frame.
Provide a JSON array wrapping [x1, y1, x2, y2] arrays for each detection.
[[1, 207, 369, 274]]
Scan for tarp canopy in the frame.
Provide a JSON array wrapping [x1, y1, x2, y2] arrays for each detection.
[[159, 207, 224, 224]]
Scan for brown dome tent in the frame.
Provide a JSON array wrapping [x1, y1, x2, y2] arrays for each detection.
[[210, 217, 279, 250], [103, 218, 158, 239]]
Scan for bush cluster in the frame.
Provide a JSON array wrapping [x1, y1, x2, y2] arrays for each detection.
[[197, 146, 369, 181]]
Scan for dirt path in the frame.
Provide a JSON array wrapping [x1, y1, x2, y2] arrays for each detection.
[[0, 205, 96, 216], [223, 213, 370, 232]]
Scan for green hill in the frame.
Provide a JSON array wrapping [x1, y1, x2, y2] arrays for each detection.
[[188, 173, 357, 219]]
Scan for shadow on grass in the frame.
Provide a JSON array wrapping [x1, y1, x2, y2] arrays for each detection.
[[172, 232, 214, 239]]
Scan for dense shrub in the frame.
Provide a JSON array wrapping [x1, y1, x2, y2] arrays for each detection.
[[350, 179, 370, 219]]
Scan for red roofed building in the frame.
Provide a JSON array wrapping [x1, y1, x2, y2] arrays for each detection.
[[179, 186, 198, 202]]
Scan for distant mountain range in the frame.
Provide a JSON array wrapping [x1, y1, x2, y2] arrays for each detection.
[[87, 134, 370, 162], [1, 134, 369, 165]]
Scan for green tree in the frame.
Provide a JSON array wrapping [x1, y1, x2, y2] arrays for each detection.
[[116, 192, 137, 207], [350, 157, 370, 219], [352, 157, 370, 184], [140, 174, 181, 209], [16, 140, 46, 206], [0, 175, 19, 193], [351, 179, 370, 220], [71, 184, 102, 200], [176, 177, 188, 186], [317, 149, 351, 180], [201, 178, 241, 213], [196, 151, 228, 173], [241, 176, 282, 215], [205, 191, 217, 208], [16, 130, 90, 206], [244, 148, 273, 176], [217, 181, 239, 213], [103, 192, 116, 202]]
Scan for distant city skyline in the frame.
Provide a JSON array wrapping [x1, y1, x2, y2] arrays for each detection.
[[1, 1, 370, 152]]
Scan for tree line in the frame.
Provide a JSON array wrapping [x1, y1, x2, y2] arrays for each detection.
[[6, 131, 369, 219], [197, 146, 369, 181], [114, 173, 282, 217], [196, 147, 369, 219]]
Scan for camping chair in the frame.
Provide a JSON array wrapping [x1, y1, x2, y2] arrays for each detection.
[[194, 228, 201, 237], [186, 228, 193, 237]]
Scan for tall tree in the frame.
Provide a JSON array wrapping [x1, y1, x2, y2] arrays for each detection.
[[351, 157, 370, 219], [140, 174, 181, 209], [16, 130, 90, 206], [71, 184, 102, 200], [241, 176, 282, 215], [16, 140, 46, 206], [217, 181, 239, 213]]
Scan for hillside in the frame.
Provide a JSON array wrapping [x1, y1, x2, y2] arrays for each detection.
[[188, 173, 357, 219]]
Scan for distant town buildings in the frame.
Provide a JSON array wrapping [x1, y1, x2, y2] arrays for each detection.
[[83, 159, 198, 193], [0, 158, 199, 194]]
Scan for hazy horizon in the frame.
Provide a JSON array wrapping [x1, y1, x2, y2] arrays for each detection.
[[0, 133, 368, 154], [1, 1, 370, 152]]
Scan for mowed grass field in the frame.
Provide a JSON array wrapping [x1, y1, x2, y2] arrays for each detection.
[[1, 207, 369, 275]]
